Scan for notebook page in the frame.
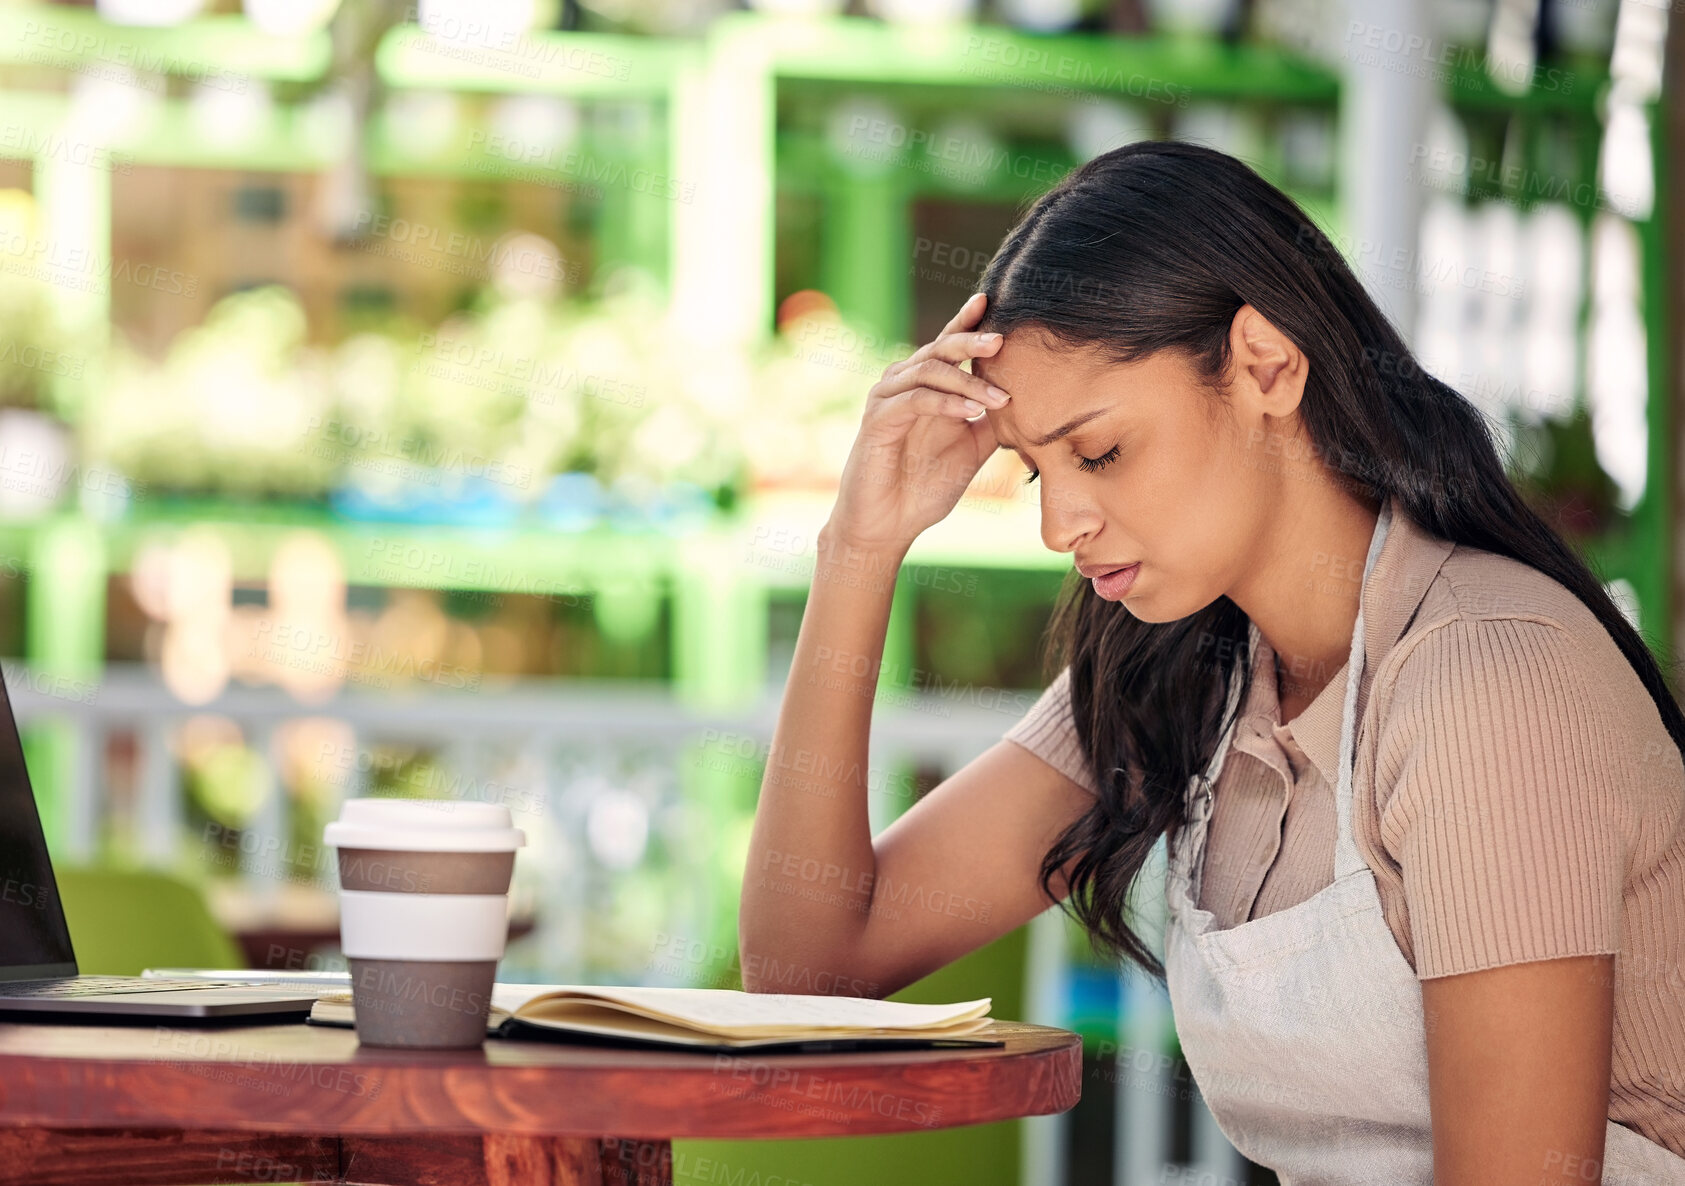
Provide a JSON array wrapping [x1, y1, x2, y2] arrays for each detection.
[[511, 1003, 1001, 1048], [494, 984, 991, 1035], [492, 983, 580, 1014]]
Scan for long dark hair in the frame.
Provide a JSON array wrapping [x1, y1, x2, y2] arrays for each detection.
[[976, 140, 1685, 981]]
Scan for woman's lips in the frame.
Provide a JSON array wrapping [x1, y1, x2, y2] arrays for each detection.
[[1092, 562, 1140, 601]]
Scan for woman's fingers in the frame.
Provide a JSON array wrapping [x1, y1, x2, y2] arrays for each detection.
[[931, 330, 1008, 403], [827, 294, 1005, 554], [884, 296, 1002, 382], [876, 356, 1010, 409], [929, 329, 1004, 366], [883, 333, 986, 383], [894, 386, 992, 421]]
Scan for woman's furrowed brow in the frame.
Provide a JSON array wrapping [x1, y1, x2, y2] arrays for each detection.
[[995, 406, 1109, 451]]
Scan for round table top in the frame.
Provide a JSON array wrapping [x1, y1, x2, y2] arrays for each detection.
[[0, 1017, 1083, 1139]]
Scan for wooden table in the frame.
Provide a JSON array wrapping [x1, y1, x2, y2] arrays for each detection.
[[0, 1018, 1082, 1186]]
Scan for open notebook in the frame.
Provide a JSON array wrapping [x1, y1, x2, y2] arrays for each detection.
[[308, 983, 1004, 1053]]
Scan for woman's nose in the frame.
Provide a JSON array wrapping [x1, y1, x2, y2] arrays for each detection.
[[1038, 482, 1098, 556]]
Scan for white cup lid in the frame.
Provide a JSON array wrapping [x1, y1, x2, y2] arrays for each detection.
[[323, 797, 527, 853]]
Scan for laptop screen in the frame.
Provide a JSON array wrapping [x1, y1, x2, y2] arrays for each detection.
[[0, 666, 76, 978]]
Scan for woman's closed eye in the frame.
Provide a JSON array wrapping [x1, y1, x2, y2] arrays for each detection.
[[1021, 442, 1121, 484]]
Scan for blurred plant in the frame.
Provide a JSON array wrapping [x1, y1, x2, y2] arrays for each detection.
[[365, 745, 455, 801], [177, 716, 273, 832], [188, 743, 272, 825], [332, 265, 747, 509], [744, 298, 904, 490], [1509, 399, 1626, 541], [558, 272, 747, 493], [81, 267, 908, 508], [84, 286, 343, 499], [0, 190, 67, 413]]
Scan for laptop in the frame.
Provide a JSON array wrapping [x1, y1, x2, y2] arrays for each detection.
[[0, 667, 318, 1020]]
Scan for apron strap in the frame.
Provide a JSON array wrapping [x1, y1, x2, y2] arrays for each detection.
[[1334, 498, 1394, 881], [1186, 498, 1392, 888]]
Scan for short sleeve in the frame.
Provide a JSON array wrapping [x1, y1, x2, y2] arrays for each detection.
[[1376, 616, 1635, 980], [1003, 665, 1099, 795]]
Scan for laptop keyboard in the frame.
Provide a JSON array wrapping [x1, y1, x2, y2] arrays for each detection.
[[0, 976, 250, 998]]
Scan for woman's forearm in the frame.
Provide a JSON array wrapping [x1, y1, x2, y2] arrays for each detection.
[[737, 522, 909, 996]]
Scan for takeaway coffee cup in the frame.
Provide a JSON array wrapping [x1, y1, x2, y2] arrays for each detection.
[[324, 798, 526, 1049]]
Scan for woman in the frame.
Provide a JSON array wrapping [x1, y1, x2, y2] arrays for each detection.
[[737, 141, 1685, 1183]]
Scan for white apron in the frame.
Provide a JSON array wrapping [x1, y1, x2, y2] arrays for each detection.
[[1162, 499, 1685, 1184]]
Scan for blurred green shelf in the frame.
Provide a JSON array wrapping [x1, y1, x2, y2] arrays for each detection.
[[0, 487, 1066, 584], [0, 8, 330, 81], [0, 6, 684, 96], [0, 7, 1338, 100], [1442, 56, 1610, 115], [741, 12, 1339, 101], [373, 23, 688, 98]]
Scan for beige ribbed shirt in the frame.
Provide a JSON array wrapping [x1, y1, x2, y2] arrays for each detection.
[[1004, 496, 1685, 1154]]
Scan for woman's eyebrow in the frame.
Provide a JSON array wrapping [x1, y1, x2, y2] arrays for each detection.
[[994, 407, 1109, 451]]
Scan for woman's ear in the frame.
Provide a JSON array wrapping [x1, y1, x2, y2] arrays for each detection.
[[1229, 304, 1308, 416]]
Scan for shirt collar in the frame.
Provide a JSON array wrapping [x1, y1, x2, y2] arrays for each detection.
[[1226, 628, 1304, 783], [1254, 495, 1457, 789]]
